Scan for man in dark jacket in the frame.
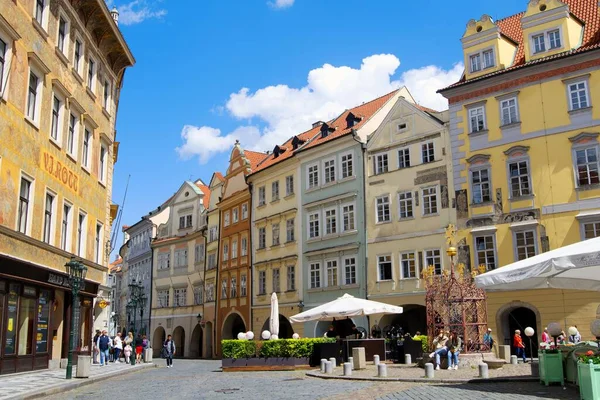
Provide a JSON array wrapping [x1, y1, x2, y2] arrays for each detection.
[[97, 330, 111, 366], [163, 335, 176, 368]]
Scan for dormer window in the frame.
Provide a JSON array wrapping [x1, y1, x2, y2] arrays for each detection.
[[470, 54, 481, 72], [469, 49, 494, 73], [273, 145, 285, 158], [346, 112, 362, 128], [530, 28, 562, 55], [320, 123, 334, 138], [291, 136, 305, 150]]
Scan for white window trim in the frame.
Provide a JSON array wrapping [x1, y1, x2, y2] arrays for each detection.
[[223, 210, 230, 227], [56, 11, 71, 57], [473, 234, 498, 271], [512, 228, 538, 262], [285, 175, 294, 196], [102, 78, 112, 113], [424, 248, 443, 274], [506, 156, 533, 199], [322, 156, 336, 184], [375, 194, 391, 224], [499, 96, 520, 126], [467, 105, 487, 134], [339, 150, 354, 179], [43, 188, 57, 246], [26, 65, 44, 127], [81, 126, 93, 172], [373, 152, 388, 175], [309, 262, 322, 289], [421, 141, 435, 164], [342, 255, 357, 285], [323, 206, 337, 236], [33, 0, 50, 31], [307, 211, 321, 239], [397, 147, 410, 169], [17, 172, 35, 235], [0, 27, 16, 102], [397, 190, 413, 220], [341, 201, 357, 233], [66, 111, 80, 161], [421, 185, 439, 216], [77, 210, 87, 258], [306, 162, 320, 189], [241, 203, 248, 219], [49, 90, 66, 147], [87, 55, 97, 92], [99, 141, 109, 185], [61, 199, 73, 252], [579, 218, 600, 240], [469, 166, 492, 205], [324, 257, 340, 288], [95, 222, 104, 264], [399, 251, 418, 279], [567, 80, 591, 111], [468, 47, 495, 73], [73, 33, 85, 76], [377, 254, 393, 282], [529, 26, 564, 56], [258, 186, 266, 206]]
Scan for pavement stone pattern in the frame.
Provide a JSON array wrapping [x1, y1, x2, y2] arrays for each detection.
[[49, 360, 580, 400], [0, 362, 150, 400]]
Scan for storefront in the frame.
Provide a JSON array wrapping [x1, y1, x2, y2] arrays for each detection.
[[0, 255, 98, 375]]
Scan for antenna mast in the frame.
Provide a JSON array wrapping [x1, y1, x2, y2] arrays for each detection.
[[110, 174, 130, 254]]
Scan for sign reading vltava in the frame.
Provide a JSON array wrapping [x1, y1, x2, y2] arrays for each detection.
[[41, 151, 79, 193]]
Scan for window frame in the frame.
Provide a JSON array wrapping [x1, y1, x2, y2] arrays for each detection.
[[66, 111, 80, 160], [474, 234, 498, 271], [286, 218, 295, 242], [232, 207, 239, 223], [397, 147, 410, 169], [223, 210, 230, 227], [272, 223, 280, 246], [507, 157, 532, 199], [499, 96, 519, 126], [424, 248, 442, 275], [468, 105, 487, 134], [258, 271, 266, 295], [99, 142, 109, 185], [580, 219, 600, 240], [324, 206, 337, 236], [285, 175, 294, 196], [95, 222, 103, 264], [77, 210, 87, 258], [529, 27, 564, 56], [323, 157, 336, 184], [231, 239, 238, 259], [325, 258, 339, 288], [240, 274, 247, 297], [422, 186, 438, 216], [373, 152, 389, 175], [377, 254, 393, 282], [272, 268, 280, 293], [567, 80, 591, 111], [258, 227, 266, 249], [26, 67, 43, 126], [286, 265, 295, 291], [34, 0, 49, 31], [399, 251, 417, 279], [102, 78, 112, 112], [241, 236, 248, 256], [241, 203, 248, 219], [307, 162, 319, 189], [470, 166, 492, 204], [0, 32, 13, 101], [17, 175, 34, 235], [397, 191, 413, 220], [340, 151, 354, 179], [307, 211, 320, 239], [60, 200, 73, 252], [42, 190, 56, 245], [87, 56, 96, 92], [468, 47, 495, 73], [341, 202, 356, 232], [421, 142, 435, 164], [82, 127, 92, 171], [73, 34, 85, 76], [258, 186, 266, 206], [56, 12, 70, 56], [271, 180, 280, 202], [309, 262, 321, 289], [375, 194, 391, 223], [572, 144, 600, 188], [343, 256, 357, 285], [513, 228, 538, 261]]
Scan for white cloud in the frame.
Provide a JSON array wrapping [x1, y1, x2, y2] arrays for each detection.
[[177, 54, 463, 164], [110, 0, 167, 25], [268, 0, 295, 9]]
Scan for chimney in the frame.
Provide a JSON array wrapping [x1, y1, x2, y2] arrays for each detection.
[[312, 121, 324, 128], [110, 7, 119, 25]]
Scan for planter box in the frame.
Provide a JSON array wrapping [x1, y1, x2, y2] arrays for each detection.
[[221, 357, 310, 370], [539, 350, 564, 386], [578, 361, 600, 400]]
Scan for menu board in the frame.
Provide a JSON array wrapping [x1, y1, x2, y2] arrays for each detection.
[[36, 290, 50, 353], [4, 284, 19, 355]]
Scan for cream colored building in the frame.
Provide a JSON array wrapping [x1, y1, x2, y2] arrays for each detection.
[[150, 180, 210, 358], [365, 94, 453, 335]]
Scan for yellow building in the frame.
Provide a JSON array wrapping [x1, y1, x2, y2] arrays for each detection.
[[0, 0, 133, 373], [439, 0, 600, 349], [365, 93, 454, 335]]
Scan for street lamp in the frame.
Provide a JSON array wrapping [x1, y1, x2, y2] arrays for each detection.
[[127, 279, 145, 365], [110, 312, 119, 336], [524, 327, 535, 362], [65, 257, 87, 380]]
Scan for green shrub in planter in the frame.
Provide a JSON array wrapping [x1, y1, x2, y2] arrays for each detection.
[[221, 340, 257, 359], [412, 335, 429, 352], [221, 338, 335, 359]]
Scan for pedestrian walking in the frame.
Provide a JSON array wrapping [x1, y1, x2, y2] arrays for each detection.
[[541, 327, 551, 344], [163, 334, 176, 368], [135, 334, 143, 364], [513, 329, 526, 363], [483, 328, 494, 351], [92, 330, 101, 364], [124, 343, 132, 364], [97, 330, 111, 366], [113, 333, 123, 363]]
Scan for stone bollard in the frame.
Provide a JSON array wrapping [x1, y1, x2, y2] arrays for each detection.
[[404, 354, 412, 365], [76, 355, 91, 378], [329, 357, 337, 368], [144, 348, 153, 363], [425, 362, 435, 378], [510, 355, 518, 365], [377, 363, 387, 377], [478, 363, 489, 379], [320, 359, 328, 373], [348, 357, 354, 370], [343, 362, 352, 376], [324, 361, 333, 374], [373, 354, 380, 366], [60, 358, 68, 369], [352, 347, 366, 370]]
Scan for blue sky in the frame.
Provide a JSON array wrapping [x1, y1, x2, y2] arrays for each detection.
[[108, 0, 527, 256]]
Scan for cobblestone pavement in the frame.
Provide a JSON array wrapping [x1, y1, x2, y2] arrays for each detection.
[[51, 360, 581, 400]]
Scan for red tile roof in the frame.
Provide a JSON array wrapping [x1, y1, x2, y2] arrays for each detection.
[[214, 172, 225, 182], [109, 257, 123, 273], [243, 150, 269, 170], [195, 183, 211, 207], [440, 0, 600, 92]]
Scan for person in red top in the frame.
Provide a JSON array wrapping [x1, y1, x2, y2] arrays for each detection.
[[513, 329, 526, 363]]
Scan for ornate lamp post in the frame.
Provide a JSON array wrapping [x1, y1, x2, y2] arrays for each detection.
[[127, 279, 145, 365], [138, 293, 147, 335], [524, 327, 535, 362], [65, 257, 87, 380]]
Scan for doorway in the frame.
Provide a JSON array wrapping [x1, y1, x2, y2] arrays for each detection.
[[190, 325, 203, 358], [172, 326, 185, 358], [501, 306, 539, 358]]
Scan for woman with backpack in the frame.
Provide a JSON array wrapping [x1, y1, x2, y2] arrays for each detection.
[[163, 334, 176, 368]]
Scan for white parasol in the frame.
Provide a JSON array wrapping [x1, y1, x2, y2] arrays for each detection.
[[270, 292, 279, 337]]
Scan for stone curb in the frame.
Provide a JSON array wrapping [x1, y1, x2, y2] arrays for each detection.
[[305, 370, 539, 384], [6, 363, 156, 400]]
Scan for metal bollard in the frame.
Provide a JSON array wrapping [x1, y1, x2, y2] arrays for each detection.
[[478, 363, 489, 379], [324, 361, 333, 374], [343, 362, 352, 376], [510, 355, 518, 365], [377, 363, 387, 377], [320, 359, 327, 373], [404, 354, 412, 365], [348, 357, 354, 370], [425, 362, 435, 378], [373, 354, 380, 366], [329, 357, 337, 368]]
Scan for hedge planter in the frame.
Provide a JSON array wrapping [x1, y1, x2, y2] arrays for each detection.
[[578, 361, 600, 400], [539, 350, 564, 386], [221, 357, 310, 371]]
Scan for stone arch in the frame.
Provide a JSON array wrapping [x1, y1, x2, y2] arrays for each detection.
[[260, 314, 294, 339], [172, 326, 186, 358], [190, 324, 203, 358], [221, 312, 246, 340], [376, 304, 426, 336], [152, 326, 165, 357], [495, 301, 542, 358], [205, 321, 213, 359]]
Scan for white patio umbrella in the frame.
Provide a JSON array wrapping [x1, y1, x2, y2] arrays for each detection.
[[475, 236, 600, 291], [289, 293, 403, 323], [270, 292, 279, 337]]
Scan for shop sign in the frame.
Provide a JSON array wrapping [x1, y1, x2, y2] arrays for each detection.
[[36, 290, 50, 353], [98, 299, 109, 309], [48, 273, 71, 288], [41, 151, 79, 193]]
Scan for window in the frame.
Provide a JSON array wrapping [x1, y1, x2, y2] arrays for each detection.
[[421, 142, 435, 164], [374, 153, 388, 175], [470, 53, 481, 72], [568, 81, 589, 111], [43, 192, 54, 244], [173, 288, 186, 306], [583, 221, 600, 239], [422, 186, 438, 215], [241, 203, 248, 219], [376, 195, 391, 223], [207, 253, 216, 270], [82, 129, 91, 169], [73, 39, 82, 74], [377, 255, 392, 281], [229, 277, 237, 298], [509, 161, 531, 197], [398, 192, 413, 219], [515, 230, 537, 260], [222, 242, 229, 261], [341, 152, 353, 178], [232, 208, 239, 223], [157, 290, 169, 308], [468, 106, 486, 133], [231, 240, 238, 258], [475, 235, 496, 270], [194, 286, 203, 305], [308, 212, 320, 238], [533, 34, 545, 53], [175, 249, 188, 267], [258, 186, 266, 206], [87, 58, 96, 90], [241, 237, 248, 256], [271, 180, 279, 201], [483, 49, 494, 68], [99, 144, 108, 183], [398, 148, 410, 169], [95, 223, 103, 264], [342, 204, 355, 231], [206, 283, 214, 302], [325, 208, 337, 235], [400, 252, 416, 279], [286, 218, 295, 242], [471, 169, 491, 204], [425, 249, 442, 275], [221, 279, 228, 299], [103, 80, 111, 111], [344, 257, 356, 285], [60, 203, 71, 251], [0, 38, 7, 95], [57, 17, 68, 54], [272, 269, 280, 292], [500, 98, 519, 125], [308, 164, 319, 188], [17, 177, 32, 234], [158, 252, 170, 269], [548, 29, 561, 49], [287, 266, 295, 291], [67, 113, 78, 157], [310, 262, 321, 288], [178, 216, 185, 229], [240, 275, 247, 296], [258, 271, 266, 295], [326, 260, 338, 287], [223, 211, 230, 227], [50, 96, 63, 142], [324, 158, 335, 183], [285, 175, 294, 196], [34, 0, 46, 27], [77, 212, 86, 257], [258, 227, 266, 249], [272, 224, 280, 246], [195, 243, 205, 262], [27, 71, 41, 122]]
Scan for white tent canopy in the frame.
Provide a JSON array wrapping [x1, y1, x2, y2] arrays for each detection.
[[289, 293, 403, 323], [475, 236, 600, 291]]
